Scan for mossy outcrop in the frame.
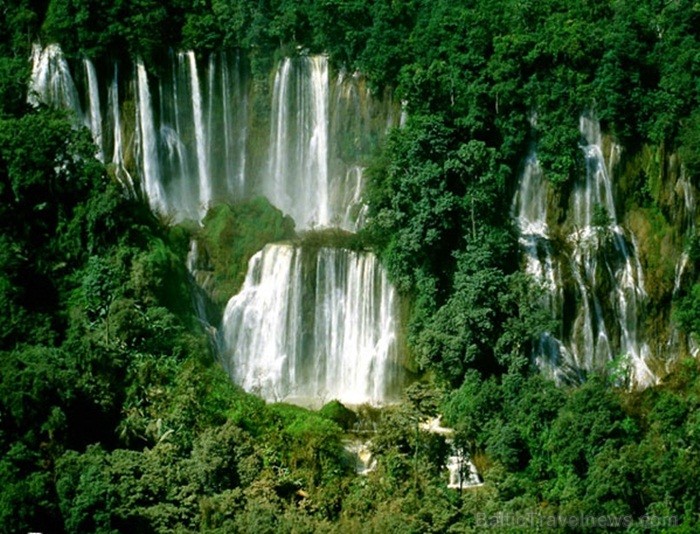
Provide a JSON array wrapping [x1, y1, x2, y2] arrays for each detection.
[[189, 197, 296, 311]]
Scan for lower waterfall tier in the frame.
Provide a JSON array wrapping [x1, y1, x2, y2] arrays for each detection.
[[220, 243, 403, 405]]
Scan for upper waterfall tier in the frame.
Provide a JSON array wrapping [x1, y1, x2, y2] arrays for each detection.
[[220, 243, 403, 405], [267, 56, 330, 228], [28, 44, 399, 228], [29, 44, 83, 118], [513, 113, 655, 387]]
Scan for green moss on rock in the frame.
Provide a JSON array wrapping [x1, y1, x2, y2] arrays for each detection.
[[626, 207, 677, 303], [195, 197, 296, 309], [318, 400, 358, 431]]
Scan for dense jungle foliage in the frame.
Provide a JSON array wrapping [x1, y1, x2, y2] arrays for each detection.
[[1, 0, 700, 532]]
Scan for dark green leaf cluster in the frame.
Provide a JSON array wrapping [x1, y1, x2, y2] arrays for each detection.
[[441, 367, 700, 528]]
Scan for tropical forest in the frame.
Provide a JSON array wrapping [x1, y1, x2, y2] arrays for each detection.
[[1, 0, 700, 532]]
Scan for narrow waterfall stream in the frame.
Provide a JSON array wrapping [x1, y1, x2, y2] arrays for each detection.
[[108, 64, 134, 191], [512, 153, 571, 380], [674, 169, 696, 295], [83, 57, 103, 160], [135, 59, 167, 214]]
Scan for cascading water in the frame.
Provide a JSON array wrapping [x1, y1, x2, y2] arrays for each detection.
[[29, 43, 404, 405], [157, 52, 206, 220], [666, 167, 699, 361], [221, 244, 401, 405], [28, 45, 396, 228], [573, 115, 653, 385], [419, 417, 483, 489], [512, 154, 572, 381], [674, 169, 696, 295], [108, 65, 134, 191], [135, 60, 167, 214], [267, 57, 331, 228], [83, 58, 104, 161], [514, 114, 655, 386], [28, 43, 82, 114], [187, 51, 211, 215], [340, 166, 369, 230], [210, 51, 248, 198], [29, 44, 103, 161]]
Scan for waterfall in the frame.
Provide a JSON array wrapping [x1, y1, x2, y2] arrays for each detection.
[[309, 57, 331, 225], [344, 440, 376, 475], [29, 44, 104, 161], [28, 44, 404, 405], [340, 166, 368, 231], [108, 65, 134, 191], [221, 244, 401, 405], [313, 247, 399, 403], [329, 74, 369, 231], [514, 113, 655, 386], [83, 58, 104, 161], [572, 114, 652, 385], [674, 169, 696, 294], [666, 167, 698, 365], [153, 50, 236, 221], [221, 244, 303, 401], [513, 156, 559, 291], [267, 56, 331, 228], [28, 43, 84, 121], [512, 154, 572, 381], [268, 58, 291, 215], [28, 44, 393, 227], [446, 453, 483, 489], [223, 52, 248, 197], [135, 60, 167, 214], [185, 51, 211, 215], [419, 417, 482, 489]]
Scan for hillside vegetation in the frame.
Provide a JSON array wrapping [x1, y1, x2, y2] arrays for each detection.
[[1, 0, 699, 532]]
